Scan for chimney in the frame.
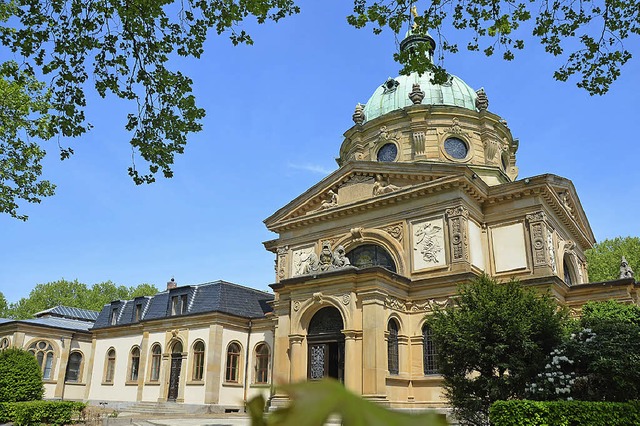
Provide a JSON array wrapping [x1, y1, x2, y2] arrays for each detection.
[[167, 277, 177, 290]]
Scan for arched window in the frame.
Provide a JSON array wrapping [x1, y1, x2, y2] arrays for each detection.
[[28, 340, 54, 379], [347, 244, 397, 273], [192, 341, 205, 381], [255, 343, 270, 384], [387, 319, 399, 375], [225, 342, 241, 383], [0, 337, 9, 350], [129, 347, 140, 381], [150, 344, 162, 381], [105, 348, 116, 383], [65, 352, 83, 383], [422, 324, 438, 375]]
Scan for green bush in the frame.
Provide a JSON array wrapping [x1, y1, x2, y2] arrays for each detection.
[[0, 347, 44, 402], [490, 400, 640, 426], [0, 400, 85, 426]]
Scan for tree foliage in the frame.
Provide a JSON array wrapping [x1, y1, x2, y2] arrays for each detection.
[[0, 292, 8, 318], [348, 0, 639, 95], [1, 0, 638, 220], [527, 300, 640, 402], [585, 236, 640, 282], [427, 275, 566, 425], [0, 348, 44, 402], [6, 279, 159, 319], [0, 0, 299, 219]]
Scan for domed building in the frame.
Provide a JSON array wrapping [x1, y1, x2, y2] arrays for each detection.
[[263, 31, 636, 409]]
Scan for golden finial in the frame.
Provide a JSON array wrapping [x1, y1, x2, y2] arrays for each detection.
[[410, 5, 419, 30]]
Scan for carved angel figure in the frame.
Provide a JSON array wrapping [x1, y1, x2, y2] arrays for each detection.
[[620, 256, 635, 279], [414, 222, 443, 264], [332, 245, 350, 268]]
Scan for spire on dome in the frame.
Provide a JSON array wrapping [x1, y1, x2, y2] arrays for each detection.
[[400, 5, 436, 61]]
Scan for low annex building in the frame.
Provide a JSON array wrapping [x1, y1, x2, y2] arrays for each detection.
[[1, 30, 639, 412]]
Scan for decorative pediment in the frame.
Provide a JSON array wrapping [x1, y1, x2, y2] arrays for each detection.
[[264, 164, 458, 228]]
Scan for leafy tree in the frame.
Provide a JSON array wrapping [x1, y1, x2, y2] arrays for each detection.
[[0, 0, 299, 219], [349, 0, 639, 95], [2, 0, 638, 220], [528, 300, 640, 402], [7, 279, 158, 319], [427, 275, 566, 425], [586, 236, 640, 282], [0, 348, 44, 402], [0, 60, 55, 220], [0, 292, 8, 318]]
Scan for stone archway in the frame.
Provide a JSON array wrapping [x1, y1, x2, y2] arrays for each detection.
[[307, 306, 345, 383]]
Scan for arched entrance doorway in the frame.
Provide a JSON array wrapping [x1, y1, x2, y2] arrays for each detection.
[[307, 306, 344, 382], [167, 341, 183, 401]]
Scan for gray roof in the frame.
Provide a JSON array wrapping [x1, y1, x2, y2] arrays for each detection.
[[21, 317, 94, 332], [93, 281, 273, 329], [34, 306, 99, 321], [0, 316, 94, 332]]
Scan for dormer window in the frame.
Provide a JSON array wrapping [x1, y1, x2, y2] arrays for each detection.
[[134, 304, 142, 322], [171, 295, 188, 316], [110, 308, 118, 325]]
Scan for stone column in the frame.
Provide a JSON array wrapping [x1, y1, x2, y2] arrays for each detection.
[[137, 332, 149, 402], [288, 334, 305, 383], [361, 292, 387, 400], [204, 324, 224, 404], [342, 330, 363, 394], [54, 337, 71, 399]]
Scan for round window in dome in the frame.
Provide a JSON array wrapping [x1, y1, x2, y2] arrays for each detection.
[[444, 137, 468, 160], [377, 143, 398, 162]]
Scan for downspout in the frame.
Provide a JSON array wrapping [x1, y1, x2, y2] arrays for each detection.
[[243, 319, 253, 412]]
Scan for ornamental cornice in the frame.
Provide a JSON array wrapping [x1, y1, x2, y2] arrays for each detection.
[[269, 174, 484, 233]]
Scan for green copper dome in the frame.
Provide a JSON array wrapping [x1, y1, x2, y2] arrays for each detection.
[[363, 72, 478, 122]]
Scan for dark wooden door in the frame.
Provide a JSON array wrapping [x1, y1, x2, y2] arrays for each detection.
[[167, 355, 182, 401]]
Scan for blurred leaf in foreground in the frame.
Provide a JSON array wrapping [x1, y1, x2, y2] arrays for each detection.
[[248, 379, 449, 426]]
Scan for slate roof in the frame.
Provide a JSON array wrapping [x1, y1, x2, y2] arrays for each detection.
[[21, 317, 94, 332], [93, 280, 274, 329], [34, 306, 99, 321], [0, 316, 94, 332]]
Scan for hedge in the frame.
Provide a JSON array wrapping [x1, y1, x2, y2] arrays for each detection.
[[0, 400, 86, 425], [490, 400, 640, 426]]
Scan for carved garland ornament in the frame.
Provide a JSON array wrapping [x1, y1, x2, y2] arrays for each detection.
[[411, 298, 454, 312], [277, 246, 288, 279], [526, 211, 553, 270], [438, 117, 469, 137]]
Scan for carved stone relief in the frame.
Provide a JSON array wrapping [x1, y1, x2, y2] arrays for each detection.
[[303, 241, 352, 275], [382, 223, 404, 243], [277, 246, 288, 280], [526, 211, 554, 272], [378, 126, 401, 145], [372, 174, 402, 196], [481, 133, 506, 164], [350, 227, 364, 242], [446, 206, 469, 263], [559, 191, 575, 218], [547, 232, 557, 274], [438, 117, 469, 137], [341, 175, 374, 187], [411, 297, 454, 313], [385, 297, 407, 311], [292, 245, 316, 277], [316, 190, 338, 211], [342, 294, 351, 305], [412, 217, 446, 270]]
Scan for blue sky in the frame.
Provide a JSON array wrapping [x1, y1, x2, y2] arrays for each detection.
[[1, 0, 639, 304]]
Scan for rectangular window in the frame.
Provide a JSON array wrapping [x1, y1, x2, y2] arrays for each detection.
[[110, 308, 118, 325]]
